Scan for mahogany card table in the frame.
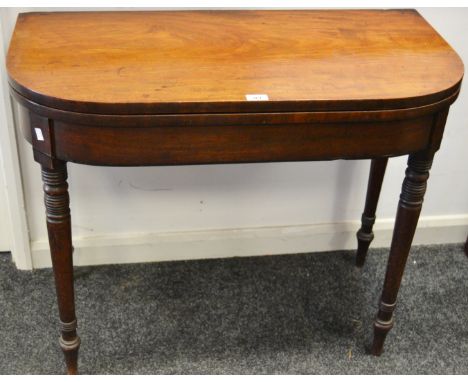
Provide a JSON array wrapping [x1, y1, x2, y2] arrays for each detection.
[[6, 10, 464, 374]]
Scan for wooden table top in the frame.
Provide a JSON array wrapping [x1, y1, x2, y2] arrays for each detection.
[[7, 10, 464, 115]]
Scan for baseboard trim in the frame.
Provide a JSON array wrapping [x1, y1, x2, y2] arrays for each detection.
[[30, 214, 468, 269]]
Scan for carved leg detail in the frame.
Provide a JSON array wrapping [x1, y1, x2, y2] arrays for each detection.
[[371, 152, 433, 356], [356, 158, 388, 267], [42, 163, 80, 374]]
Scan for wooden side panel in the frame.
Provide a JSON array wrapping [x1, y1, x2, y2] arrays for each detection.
[[53, 116, 433, 166]]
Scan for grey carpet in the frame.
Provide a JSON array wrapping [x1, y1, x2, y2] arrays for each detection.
[[0, 244, 467, 374]]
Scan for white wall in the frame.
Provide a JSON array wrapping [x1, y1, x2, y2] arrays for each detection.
[[0, 9, 31, 266], [2, 8, 468, 269]]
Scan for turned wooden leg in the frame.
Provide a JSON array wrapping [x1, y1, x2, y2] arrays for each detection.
[[371, 152, 434, 356], [42, 162, 80, 374], [356, 158, 388, 267]]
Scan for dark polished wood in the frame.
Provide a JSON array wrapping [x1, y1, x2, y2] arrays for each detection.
[[41, 162, 80, 374], [356, 158, 388, 267], [7, 10, 463, 115], [6, 10, 463, 374], [372, 152, 434, 355]]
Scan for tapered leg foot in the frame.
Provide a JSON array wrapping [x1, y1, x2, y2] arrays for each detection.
[[356, 217, 375, 267], [61, 335, 81, 374], [371, 325, 390, 356], [59, 319, 81, 374], [371, 302, 395, 355], [371, 152, 433, 354], [356, 158, 388, 267]]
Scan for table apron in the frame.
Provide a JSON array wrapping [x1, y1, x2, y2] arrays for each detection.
[[26, 115, 436, 166]]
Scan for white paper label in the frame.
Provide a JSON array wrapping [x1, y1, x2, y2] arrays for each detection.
[[245, 94, 269, 101], [34, 127, 44, 141]]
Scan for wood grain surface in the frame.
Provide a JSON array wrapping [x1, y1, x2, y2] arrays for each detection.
[[7, 10, 464, 115]]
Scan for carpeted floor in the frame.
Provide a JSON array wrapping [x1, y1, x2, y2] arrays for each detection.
[[0, 243, 467, 374]]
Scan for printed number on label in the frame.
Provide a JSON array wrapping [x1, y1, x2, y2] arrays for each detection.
[[245, 94, 269, 101]]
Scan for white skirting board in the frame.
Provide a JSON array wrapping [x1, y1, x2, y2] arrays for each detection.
[[30, 214, 468, 269]]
